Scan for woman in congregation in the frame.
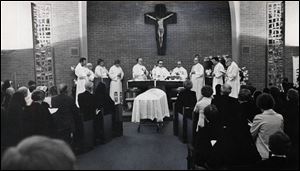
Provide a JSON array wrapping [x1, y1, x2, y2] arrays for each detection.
[[250, 93, 284, 160]]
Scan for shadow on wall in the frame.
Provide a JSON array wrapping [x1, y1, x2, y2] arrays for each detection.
[[239, 34, 298, 90]]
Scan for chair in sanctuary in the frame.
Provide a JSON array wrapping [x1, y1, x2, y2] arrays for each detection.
[[113, 104, 123, 137], [101, 109, 113, 143], [173, 101, 179, 136]]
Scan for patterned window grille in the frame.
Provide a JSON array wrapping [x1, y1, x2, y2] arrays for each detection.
[[266, 2, 284, 87], [31, 3, 55, 87]]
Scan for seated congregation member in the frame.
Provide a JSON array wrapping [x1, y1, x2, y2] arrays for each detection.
[[211, 83, 240, 129], [132, 57, 149, 81], [194, 105, 220, 168], [1, 136, 76, 170], [253, 90, 262, 104], [44, 86, 58, 107], [254, 131, 292, 170], [2, 92, 27, 150], [109, 59, 124, 104], [250, 93, 284, 160], [152, 60, 170, 80], [51, 84, 78, 145], [283, 89, 299, 169], [175, 80, 197, 114], [78, 81, 96, 121], [269, 86, 285, 114], [209, 83, 261, 169], [213, 84, 222, 99], [238, 89, 260, 123], [1, 84, 15, 110], [194, 86, 213, 130], [94, 81, 116, 141], [171, 61, 188, 80], [23, 90, 54, 138]]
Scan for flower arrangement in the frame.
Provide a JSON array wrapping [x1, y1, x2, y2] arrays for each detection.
[[240, 66, 249, 85]]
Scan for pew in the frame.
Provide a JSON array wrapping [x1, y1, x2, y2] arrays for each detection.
[[178, 107, 193, 143], [101, 109, 113, 143], [82, 119, 94, 151], [173, 101, 178, 136]]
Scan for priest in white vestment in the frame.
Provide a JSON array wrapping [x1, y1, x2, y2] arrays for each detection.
[[75, 58, 88, 107], [152, 60, 170, 80], [132, 57, 148, 81], [211, 57, 225, 95], [109, 60, 124, 104], [86, 63, 95, 82], [225, 56, 240, 98], [190, 56, 205, 100], [171, 61, 188, 80]]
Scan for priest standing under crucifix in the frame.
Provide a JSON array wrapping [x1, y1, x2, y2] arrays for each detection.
[[109, 60, 124, 104], [211, 56, 225, 95], [152, 60, 170, 80], [224, 55, 240, 98], [171, 61, 188, 80], [75, 57, 88, 107], [190, 55, 205, 100], [132, 57, 148, 81]]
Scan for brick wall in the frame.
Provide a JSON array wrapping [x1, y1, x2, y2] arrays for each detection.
[[239, 1, 268, 90], [87, 1, 232, 90]]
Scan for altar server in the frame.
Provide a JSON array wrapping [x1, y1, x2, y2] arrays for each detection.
[[109, 60, 124, 104], [211, 57, 225, 95], [225, 55, 240, 98], [190, 55, 205, 100], [75, 57, 88, 107]]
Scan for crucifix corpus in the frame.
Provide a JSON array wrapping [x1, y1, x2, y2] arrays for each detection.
[[145, 4, 177, 55]]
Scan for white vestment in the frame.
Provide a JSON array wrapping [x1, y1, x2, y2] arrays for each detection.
[[225, 61, 240, 98], [212, 62, 225, 95], [132, 64, 148, 81], [171, 67, 188, 80], [95, 65, 109, 79], [75, 63, 88, 107], [190, 63, 205, 100], [152, 67, 170, 80], [109, 65, 124, 104]]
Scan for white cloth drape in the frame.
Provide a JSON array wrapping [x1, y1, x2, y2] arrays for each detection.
[[132, 88, 170, 123]]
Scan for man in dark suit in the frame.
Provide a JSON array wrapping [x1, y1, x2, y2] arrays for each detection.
[[208, 83, 260, 169], [78, 82, 96, 121], [51, 84, 79, 146]]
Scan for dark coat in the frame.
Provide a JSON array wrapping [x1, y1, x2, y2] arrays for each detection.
[[78, 91, 96, 121], [51, 94, 78, 132], [94, 82, 115, 114], [23, 102, 54, 138], [175, 89, 197, 113]]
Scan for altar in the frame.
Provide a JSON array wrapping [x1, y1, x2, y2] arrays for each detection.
[[127, 80, 184, 90]]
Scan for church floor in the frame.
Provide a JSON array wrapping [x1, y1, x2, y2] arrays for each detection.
[[76, 121, 187, 170]]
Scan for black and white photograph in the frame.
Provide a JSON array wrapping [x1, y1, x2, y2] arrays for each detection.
[[1, 1, 299, 170]]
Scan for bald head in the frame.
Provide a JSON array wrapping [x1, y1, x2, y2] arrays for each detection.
[[221, 83, 232, 96], [58, 83, 68, 94]]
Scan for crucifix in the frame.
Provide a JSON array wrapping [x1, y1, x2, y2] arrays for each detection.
[[145, 4, 177, 55]]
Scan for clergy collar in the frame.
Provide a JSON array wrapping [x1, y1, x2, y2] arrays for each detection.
[[271, 154, 287, 158]]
